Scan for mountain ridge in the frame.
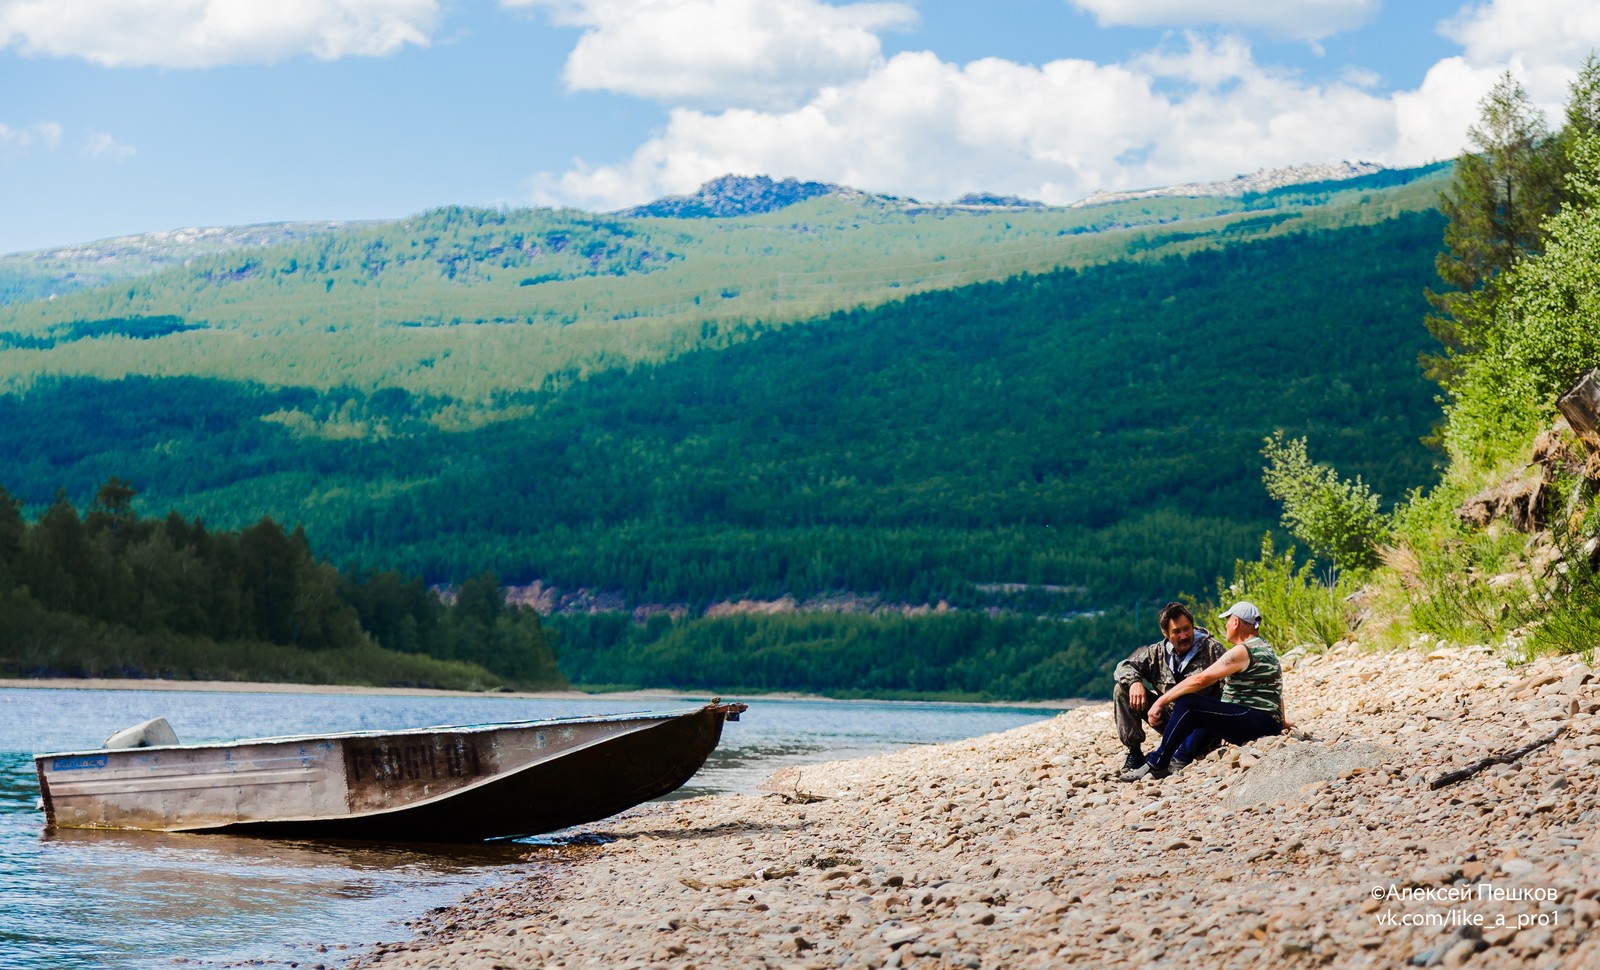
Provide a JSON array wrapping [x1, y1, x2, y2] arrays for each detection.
[[3, 159, 1405, 263], [1069, 160, 1386, 207], [615, 161, 1394, 220]]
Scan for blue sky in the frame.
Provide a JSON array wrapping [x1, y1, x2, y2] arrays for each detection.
[[1, 0, 1596, 255]]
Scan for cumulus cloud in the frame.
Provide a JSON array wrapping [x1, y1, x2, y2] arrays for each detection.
[[84, 130, 136, 160], [1067, 0, 1378, 42], [0, 119, 63, 155], [505, 0, 916, 109], [530, 33, 1489, 212], [0, 0, 439, 68], [1442, 0, 1600, 108]]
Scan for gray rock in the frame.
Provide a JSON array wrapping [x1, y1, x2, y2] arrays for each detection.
[[1225, 742, 1399, 809]]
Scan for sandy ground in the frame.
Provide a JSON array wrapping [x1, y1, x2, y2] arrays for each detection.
[[341, 643, 1599, 969]]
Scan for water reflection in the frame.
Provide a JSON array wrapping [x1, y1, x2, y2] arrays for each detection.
[[41, 826, 533, 867], [15, 825, 537, 969]]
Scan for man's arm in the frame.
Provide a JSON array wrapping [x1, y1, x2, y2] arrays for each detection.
[[1147, 645, 1249, 724], [1113, 643, 1160, 685], [1196, 634, 1229, 695]]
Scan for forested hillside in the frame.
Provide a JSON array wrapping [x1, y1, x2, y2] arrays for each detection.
[[0, 168, 1451, 698], [0, 166, 1446, 425], [0, 213, 1443, 605]]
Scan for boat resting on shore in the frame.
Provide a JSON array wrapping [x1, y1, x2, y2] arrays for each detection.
[[34, 701, 746, 842]]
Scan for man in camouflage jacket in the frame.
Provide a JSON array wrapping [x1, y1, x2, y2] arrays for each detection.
[[1111, 602, 1227, 771]]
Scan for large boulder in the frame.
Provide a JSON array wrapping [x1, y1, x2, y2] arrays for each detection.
[[1224, 741, 1395, 809]]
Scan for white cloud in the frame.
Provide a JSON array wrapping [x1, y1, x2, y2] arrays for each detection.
[[531, 33, 1487, 212], [1067, 0, 1378, 42], [0, 119, 63, 155], [1442, 0, 1600, 109], [0, 0, 439, 68], [505, 0, 916, 109], [84, 130, 136, 160]]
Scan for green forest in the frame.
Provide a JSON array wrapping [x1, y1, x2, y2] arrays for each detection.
[[0, 479, 562, 690], [0, 165, 1446, 422], [0, 215, 1443, 599], [0, 164, 1459, 700]]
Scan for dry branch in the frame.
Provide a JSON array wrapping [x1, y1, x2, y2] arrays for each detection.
[[1428, 724, 1567, 789]]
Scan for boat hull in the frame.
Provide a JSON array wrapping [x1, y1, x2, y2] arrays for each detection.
[[35, 704, 741, 843]]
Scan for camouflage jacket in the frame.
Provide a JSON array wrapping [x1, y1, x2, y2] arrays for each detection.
[[1112, 627, 1228, 696]]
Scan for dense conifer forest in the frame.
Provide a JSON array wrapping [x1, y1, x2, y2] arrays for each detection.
[[0, 480, 562, 689], [0, 172, 1450, 698]]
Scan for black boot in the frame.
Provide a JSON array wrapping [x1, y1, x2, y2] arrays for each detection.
[[1121, 748, 1144, 771]]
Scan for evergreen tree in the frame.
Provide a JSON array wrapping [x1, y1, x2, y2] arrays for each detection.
[[0, 487, 22, 592], [1554, 53, 1600, 208], [1424, 72, 1561, 384]]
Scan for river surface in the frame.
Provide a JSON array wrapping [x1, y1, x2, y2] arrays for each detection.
[[0, 687, 1063, 969]]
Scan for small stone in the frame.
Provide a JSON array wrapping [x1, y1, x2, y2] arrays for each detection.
[[952, 902, 996, 926], [1500, 858, 1536, 877], [1510, 929, 1553, 955], [1441, 939, 1478, 967]]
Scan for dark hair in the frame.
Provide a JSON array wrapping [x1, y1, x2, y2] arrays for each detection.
[[1157, 601, 1193, 633]]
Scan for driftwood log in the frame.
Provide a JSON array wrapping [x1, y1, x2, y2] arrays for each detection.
[[1428, 724, 1567, 790]]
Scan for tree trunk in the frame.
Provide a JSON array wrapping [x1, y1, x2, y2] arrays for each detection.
[[1557, 367, 1600, 452]]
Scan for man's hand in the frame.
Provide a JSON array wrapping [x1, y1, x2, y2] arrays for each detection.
[[1128, 681, 1148, 713], [1146, 696, 1167, 727]]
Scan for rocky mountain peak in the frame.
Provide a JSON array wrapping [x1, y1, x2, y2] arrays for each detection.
[[616, 175, 843, 219], [1069, 160, 1385, 208]]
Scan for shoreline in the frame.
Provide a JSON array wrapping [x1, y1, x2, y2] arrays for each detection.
[[0, 677, 1086, 709], [348, 643, 1599, 969]]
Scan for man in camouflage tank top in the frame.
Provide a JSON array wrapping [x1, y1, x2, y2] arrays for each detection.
[[1120, 600, 1289, 782]]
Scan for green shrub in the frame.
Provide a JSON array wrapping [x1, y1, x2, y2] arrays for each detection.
[[1519, 502, 1600, 660], [1210, 535, 1354, 649], [1442, 130, 1600, 474], [1386, 496, 1530, 646], [1261, 431, 1391, 574]]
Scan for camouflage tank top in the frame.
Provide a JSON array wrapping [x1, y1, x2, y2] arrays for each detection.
[[1221, 635, 1283, 723]]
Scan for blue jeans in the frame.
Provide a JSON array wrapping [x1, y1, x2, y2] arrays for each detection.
[[1148, 694, 1280, 769]]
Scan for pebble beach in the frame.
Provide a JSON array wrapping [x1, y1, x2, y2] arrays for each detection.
[[350, 643, 1599, 969]]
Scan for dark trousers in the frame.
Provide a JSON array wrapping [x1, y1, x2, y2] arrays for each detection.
[[1116, 682, 1224, 757], [1112, 681, 1151, 751], [1148, 694, 1280, 769]]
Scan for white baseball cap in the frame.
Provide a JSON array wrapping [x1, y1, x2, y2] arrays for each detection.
[[1219, 601, 1262, 627]]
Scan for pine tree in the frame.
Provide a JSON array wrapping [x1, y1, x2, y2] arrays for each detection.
[[1424, 72, 1562, 385]]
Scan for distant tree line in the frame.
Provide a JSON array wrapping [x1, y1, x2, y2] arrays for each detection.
[[0, 479, 562, 689], [550, 608, 1141, 701]]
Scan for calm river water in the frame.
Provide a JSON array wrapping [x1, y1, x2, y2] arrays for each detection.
[[0, 687, 1062, 969]]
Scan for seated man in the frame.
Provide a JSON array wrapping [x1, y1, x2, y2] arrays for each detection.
[[1110, 602, 1227, 772], [1120, 600, 1289, 782]]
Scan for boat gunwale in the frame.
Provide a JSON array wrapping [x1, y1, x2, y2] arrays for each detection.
[[32, 704, 714, 762]]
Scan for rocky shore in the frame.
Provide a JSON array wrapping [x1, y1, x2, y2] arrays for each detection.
[[350, 644, 1598, 969]]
